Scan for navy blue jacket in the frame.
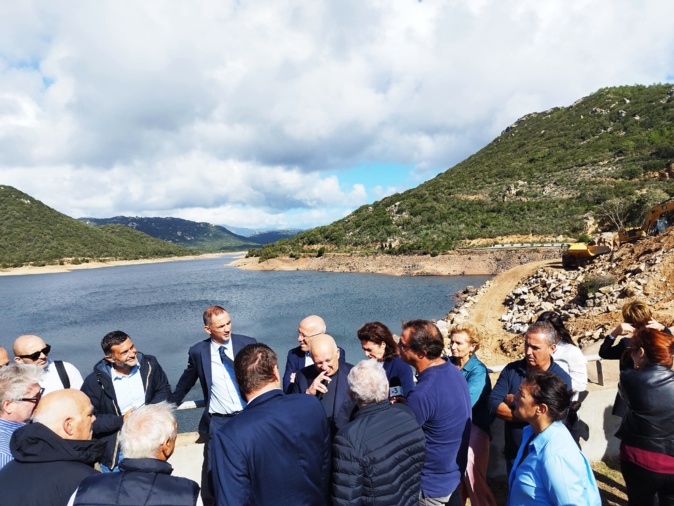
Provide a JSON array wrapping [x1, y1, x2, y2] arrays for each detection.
[[487, 358, 572, 460], [170, 335, 256, 435], [73, 458, 200, 505], [291, 362, 356, 436], [81, 353, 171, 469], [382, 356, 416, 398], [282, 345, 346, 394], [210, 389, 331, 506]]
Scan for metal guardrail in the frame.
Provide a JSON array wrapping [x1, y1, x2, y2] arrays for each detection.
[[177, 355, 606, 411]]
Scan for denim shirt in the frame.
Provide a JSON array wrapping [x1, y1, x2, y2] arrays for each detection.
[[507, 421, 601, 506]]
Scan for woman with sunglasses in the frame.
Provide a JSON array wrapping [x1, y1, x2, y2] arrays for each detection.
[[617, 328, 674, 505], [508, 369, 601, 506]]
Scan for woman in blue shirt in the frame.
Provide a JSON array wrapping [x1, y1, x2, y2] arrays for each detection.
[[508, 370, 601, 506], [449, 323, 496, 506], [357, 322, 415, 398]]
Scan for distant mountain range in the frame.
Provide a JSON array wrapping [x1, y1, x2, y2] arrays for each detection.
[[0, 186, 193, 267], [79, 217, 303, 250]]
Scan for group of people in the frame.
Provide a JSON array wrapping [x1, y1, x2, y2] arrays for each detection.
[[0, 300, 671, 505]]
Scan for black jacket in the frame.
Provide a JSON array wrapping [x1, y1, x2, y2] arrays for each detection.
[[616, 364, 674, 457], [332, 402, 426, 505], [0, 422, 105, 506], [73, 458, 200, 506], [81, 352, 171, 469]]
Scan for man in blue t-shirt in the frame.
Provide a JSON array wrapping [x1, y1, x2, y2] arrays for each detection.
[[399, 320, 472, 506], [488, 321, 573, 474]]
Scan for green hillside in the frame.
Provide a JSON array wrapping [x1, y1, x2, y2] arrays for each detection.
[[0, 186, 194, 267], [254, 84, 674, 260], [80, 216, 260, 252]]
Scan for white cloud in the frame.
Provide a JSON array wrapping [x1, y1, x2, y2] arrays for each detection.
[[1, 0, 674, 228]]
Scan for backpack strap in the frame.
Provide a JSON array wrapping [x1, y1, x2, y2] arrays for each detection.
[[54, 360, 70, 389]]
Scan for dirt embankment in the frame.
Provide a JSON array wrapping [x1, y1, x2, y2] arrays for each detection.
[[231, 248, 560, 276]]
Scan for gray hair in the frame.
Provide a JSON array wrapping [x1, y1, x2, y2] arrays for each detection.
[[347, 359, 389, 406], [0, 364, 42, 413], [525, 321, 558, 347], [120, 402, 177, 459]]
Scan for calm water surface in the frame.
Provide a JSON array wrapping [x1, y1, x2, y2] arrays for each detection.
[[0, 254, 490, 430]]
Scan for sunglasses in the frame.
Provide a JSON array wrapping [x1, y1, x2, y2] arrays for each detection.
[[17, 345, 51, 361], [19, 387, 45, 404]]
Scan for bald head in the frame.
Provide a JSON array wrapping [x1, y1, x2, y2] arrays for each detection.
[[13, 335, 49, 368], [297, 315, 327, 352], [310, 334, 340, 376], [33, 389, 95, 441], [0, 347, 9, 367]]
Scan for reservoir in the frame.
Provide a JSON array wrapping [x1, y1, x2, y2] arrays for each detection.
[[0, 253, 490, 430]]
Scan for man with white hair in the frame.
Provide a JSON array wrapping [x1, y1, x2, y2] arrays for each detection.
[[13, 334, 83, 395], [0, 364, 43, 470], [69, 402, 201, 506], [332, 359, 426, 505], [0, 389, 105, 506]]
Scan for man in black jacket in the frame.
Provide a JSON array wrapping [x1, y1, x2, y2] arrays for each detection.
[[332, 359, 426, 505], [0, 389, 105, 506], [81, 331, 171, 472], [71, 402, 200, 506]]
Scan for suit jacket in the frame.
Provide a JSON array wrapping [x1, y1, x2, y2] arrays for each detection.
[[171, 334, 256, 434], [282, 345, 346, 393], [210, 389, 331, 506], [291, 362, 355, 436]]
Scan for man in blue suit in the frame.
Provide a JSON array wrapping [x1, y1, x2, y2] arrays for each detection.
[[211, 343, 331, 506], [282, 315, 346, 393], [291, 334, 355, 436], [171, 305, 256, 506]]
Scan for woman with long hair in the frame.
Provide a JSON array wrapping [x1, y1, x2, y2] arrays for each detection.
[[449, 324, 496, 506], [508, 369, 601, 506], [357, 322, 415, 398], [617, 327, 674, 505]]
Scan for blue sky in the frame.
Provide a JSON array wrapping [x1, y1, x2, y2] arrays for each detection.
[[1, 0, 673, 230]]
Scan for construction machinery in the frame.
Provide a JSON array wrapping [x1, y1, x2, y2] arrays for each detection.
[[562, 197, 674, 268]]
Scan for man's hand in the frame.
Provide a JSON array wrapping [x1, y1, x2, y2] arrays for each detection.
[[122, 407, 136, 423], [306, 371, 331, 396], [289, 372, 296, 384]]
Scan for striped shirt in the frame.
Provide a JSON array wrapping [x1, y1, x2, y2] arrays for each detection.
[[0, 418, 25, 470]]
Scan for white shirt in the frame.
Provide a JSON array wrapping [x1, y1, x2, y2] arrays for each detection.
[[304, 351, 314, 367], [41, 359, 84, 395], [208, 340, 245, 415], [111, 365, 146, 414], [552, 341, 588, 394]]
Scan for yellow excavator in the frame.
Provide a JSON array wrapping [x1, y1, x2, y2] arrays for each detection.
[[562, 197, 674, 268]]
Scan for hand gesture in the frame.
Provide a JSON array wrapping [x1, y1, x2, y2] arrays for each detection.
[[307, 371, 331, 396]]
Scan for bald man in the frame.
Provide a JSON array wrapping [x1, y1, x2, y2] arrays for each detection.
[[0, 347, 9, 367], [291, 334, 355, 436], [282, 316, 346, 393], [0, 389, 106, 506], [13, 335, 84, 395]]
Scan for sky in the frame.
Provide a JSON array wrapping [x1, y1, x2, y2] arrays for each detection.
[[1, 0, 674, 231]]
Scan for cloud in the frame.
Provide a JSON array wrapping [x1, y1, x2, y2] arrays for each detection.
[[1, 0, 674, 228]]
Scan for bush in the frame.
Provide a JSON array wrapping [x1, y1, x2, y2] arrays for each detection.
[[316, 247, 326, 257], [578, 275, 616, 300]]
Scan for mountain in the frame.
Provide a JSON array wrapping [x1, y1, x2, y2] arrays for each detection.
[[248, 229, 303, 244], [253, 84, 674, 260], [0, 186, 193, 267], [79, 216, 260, 252]]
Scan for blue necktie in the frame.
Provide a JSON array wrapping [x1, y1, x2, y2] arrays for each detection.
[[219, 345, 236, 381]]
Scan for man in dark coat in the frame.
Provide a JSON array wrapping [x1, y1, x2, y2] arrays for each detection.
[[332, 359, 426, 505], [71, 402, 200, 506], [170, 305, 256, 506], [291, 333, 355, 436], [211, 343, 331, 506], [282, 315, 346, 393], [0, 389, 105, 506], [81, 331, 171, 472]]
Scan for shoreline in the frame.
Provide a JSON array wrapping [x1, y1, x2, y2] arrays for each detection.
[[0, 252, 246, 277]]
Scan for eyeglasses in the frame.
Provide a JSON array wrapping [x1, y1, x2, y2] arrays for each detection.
[[19, 387, 45, 404], [298, 331, 321, 340], [17, 345, 51, 361]]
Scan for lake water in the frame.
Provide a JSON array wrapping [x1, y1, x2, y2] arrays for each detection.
[[0, 254, 490, 431]]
